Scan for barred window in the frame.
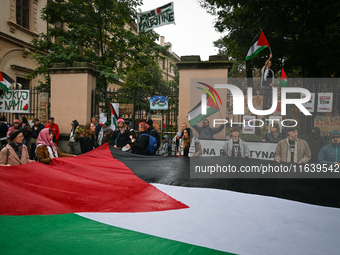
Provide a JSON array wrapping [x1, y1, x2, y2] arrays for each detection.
[[17, 77, 30, 90], [16, 0, 29, 29]]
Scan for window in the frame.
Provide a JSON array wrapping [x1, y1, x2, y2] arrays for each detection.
[[16, 0, 29, 29], [17, 77, 30, 90]]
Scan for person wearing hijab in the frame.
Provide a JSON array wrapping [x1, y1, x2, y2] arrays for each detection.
[[180, 128, 202, 157], [36, 128, 74, 164], [0, 129, 35, 166]]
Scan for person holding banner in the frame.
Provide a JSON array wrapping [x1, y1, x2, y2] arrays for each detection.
[[180, 128, 202, 157], [274, 127, 311, 164], [223, 126, 249, 158], [0, 129, 35, 166]]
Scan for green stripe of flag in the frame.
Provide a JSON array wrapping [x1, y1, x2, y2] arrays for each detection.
[[0, 214, 232, 255], [246, 45, 268, 61], [189, 107, 219, 127]]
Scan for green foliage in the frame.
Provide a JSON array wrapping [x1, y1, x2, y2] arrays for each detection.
[[199, 0, 340, 77], [28, 0, 169, 90]]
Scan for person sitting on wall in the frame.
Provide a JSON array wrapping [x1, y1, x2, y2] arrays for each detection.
[[110, 118, 131, 150], [223, 126, 249, 158], [0, 129, 35, 166], [36, 128, 74, 165], [192, 119, 224, 139]]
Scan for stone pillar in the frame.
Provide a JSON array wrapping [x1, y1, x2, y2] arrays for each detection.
[[49, 62, 99, 146], [176, 55, 233, 139]]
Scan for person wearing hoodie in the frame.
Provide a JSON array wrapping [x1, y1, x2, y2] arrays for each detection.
[[160, 135, 171, 156], [318, 130, 340, 164], [306, 127, 326, 163], [192, 119, 224, 139]]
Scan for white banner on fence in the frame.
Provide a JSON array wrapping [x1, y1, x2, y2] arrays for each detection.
[[0, 89, 30, 113], [302, 93, 315, 113], [199, 139, 277, 161]]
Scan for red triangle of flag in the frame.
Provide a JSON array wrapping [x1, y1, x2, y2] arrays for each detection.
[[257, 31, 270, 47]]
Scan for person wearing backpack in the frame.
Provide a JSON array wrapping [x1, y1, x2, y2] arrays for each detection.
[[146, 119, 160, 153], [131, 122, 151, 155]]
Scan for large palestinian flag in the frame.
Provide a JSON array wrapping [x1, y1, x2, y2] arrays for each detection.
[[1, 144, 340, 254], [246, 31, 270, 61], [0, 71, 15, 92]]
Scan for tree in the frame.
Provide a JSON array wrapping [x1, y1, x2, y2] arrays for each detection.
[[28, 0, 169, 90], [199, 0, 340, 77]]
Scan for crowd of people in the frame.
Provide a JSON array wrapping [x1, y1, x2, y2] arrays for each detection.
[[0, 114, 339, 166]]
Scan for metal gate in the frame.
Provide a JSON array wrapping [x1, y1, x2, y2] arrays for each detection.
[[92, 86, 179, 140]]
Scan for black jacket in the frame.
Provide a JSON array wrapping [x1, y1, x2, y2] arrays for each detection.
[[31, 123, 45, 139], [111, 128, 131, 148], [306, 127, 326, 163], [147, 127, 160, 149], [81, 135, 97, 154], [133, 131, 149, 155], [0, 122, 10, 138]]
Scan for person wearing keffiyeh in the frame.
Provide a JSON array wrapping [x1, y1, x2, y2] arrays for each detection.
[[97, 121, 113, 146], [35, 128, 74, 165]]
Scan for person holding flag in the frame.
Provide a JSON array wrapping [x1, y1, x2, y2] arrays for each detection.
[[261, 53, 274, 109]]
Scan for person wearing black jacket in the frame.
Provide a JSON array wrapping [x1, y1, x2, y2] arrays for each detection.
[[306, 127, 326, 163], [0, 115, 11, 148], [81, 122, 97, 154], [131, 122, 149, 155], [110, 118, 131, 149], [30, 118, 45, 159], [146, 119, 160, 153]]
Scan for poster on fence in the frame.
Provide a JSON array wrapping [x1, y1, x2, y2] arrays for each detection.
[[38, 92, 49, 123], [317, 93, 333, 112], [302, 93, 315, 113], [0, 90, 29, 113], [314, 116, 340, 136], [242, 116, 255, 134], [150, 96, 168, 110]]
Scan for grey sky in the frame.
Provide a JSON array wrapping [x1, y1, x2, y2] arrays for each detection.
[[140, 0, 224, 61]]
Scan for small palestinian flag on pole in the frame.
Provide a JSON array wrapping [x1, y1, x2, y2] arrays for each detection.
[[110, 103, 119, 130], [0, 71, 15, 92], [280, 68, 287, 87], [246, 31, 270, 61]]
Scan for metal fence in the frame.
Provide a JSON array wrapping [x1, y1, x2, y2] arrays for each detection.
[[92, 86, 179, 141], [225, 79, 340, 141]]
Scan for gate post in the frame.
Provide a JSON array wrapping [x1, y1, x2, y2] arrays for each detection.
[[49, 62, 99, 148], [176, 55, 233, 139]]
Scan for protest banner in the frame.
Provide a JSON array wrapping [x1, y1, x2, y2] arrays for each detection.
[[0, 90, 29, 113], [137, 2, 175, 32], [38, 92, 49, 123], [314, 116, 340, 136]]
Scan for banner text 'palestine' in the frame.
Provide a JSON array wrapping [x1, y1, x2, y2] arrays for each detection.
[[137, 2, 175, 33]]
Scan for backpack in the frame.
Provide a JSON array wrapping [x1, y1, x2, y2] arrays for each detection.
[[140, 133, 158, 154]]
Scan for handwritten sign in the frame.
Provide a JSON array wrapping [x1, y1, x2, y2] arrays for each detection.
[[314, 116, 340, 136], [137, 2, 175, 32], [0, 90, 29, 113]]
